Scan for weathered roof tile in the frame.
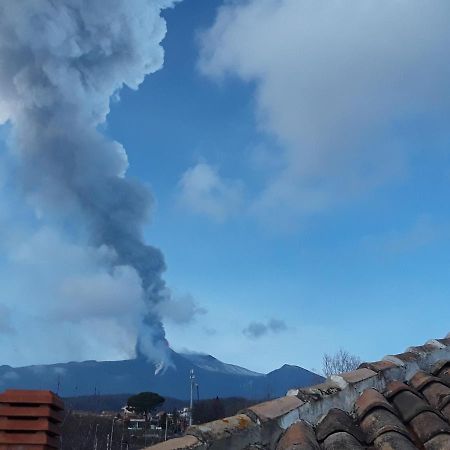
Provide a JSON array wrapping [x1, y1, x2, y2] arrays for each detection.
[[384, 351, 421, 366], [146, 436, 203, 450], [360, 360, 398, 373], [360, 406, 411, 444], [409, 371, 442, 391], [315, 408, 364, 443], [441, 402, 450, 422], [354, 388, 396, 419], [434, 360, 450, 383], [424, 433, 450, 450], [436, 338, 450, 347], [390, 388, 435, 422], [421, 381, 450, 411], [333, 368, 377, 385], [276, 421, 320, 450], [295, 380, 341, 403], [246, 396, 303, 423], [431, 360, 450, 376], [373, 431, 417, 450], [408, 411, 450, 443], [407, 344, 442, 357], [321, 431, 364, 450], [384, 380, 418, 399], [187, 413, 259, 449]]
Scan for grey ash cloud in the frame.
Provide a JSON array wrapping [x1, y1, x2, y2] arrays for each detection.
[[0, 0, 182, 364], [243, 319, 287, 339]]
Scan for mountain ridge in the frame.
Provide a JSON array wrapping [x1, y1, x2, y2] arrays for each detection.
[[0, 350, 324, 400]]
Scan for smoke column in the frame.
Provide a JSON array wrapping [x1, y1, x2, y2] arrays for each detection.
[[0, 0, 178, 363]]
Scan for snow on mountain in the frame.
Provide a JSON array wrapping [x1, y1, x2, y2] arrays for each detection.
[[180, 353, 263, 377]]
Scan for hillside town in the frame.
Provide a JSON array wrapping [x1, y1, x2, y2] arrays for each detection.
[[61, 405, 192, 449]]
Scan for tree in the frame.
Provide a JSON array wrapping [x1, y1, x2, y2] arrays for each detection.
[[192, 397, 225, 424], [322, 349, 361, 377], [127, 392, 165, 416]]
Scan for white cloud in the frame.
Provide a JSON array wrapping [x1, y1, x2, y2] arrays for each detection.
[[177, 162, 243, 222], [363, 215, 444, 254], [56, 266, 143, 322], [0, 226, 147, 365], [156, 292, 206, 325], [0, 101, 9, 125], [199, 0, 450, 224], [0, 211, 207, 365], [0, 304, 13, 334]]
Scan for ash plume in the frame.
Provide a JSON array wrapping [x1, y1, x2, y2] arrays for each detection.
[[0, 0, 179, 364]]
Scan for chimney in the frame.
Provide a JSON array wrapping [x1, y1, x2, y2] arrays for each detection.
[[0, 389, 64, 449]]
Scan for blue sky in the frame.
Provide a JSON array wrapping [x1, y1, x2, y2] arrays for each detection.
[[107, 0, 450, 371], [1, 0, 450, 374]]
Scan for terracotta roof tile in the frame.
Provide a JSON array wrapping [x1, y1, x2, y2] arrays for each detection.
[[384, 380, 419, 399], [436, 338, 450, 347], [355, 388, 397, 418], [434, 361, 450, 383], [424, 433, 450, 450], [431, 360, 450, 376], [321, 431, 365, 450], [441, 403, 450, 423], [360, 406, 411, 444], [147, 436, 202, 450], [409, 371, 442, 391], [390, 388, 435, 422], [408, 410, 450, 443], [373, 431, 418, 450], [315, 408, 364, 443], [246, 395, 303, 422], [333, 368, 377, 385], [360, 360, 398, 373], [385, 351, 421, 366], [146, 332, 450, 450], [295, 380, 341, 402], [420, 380, 450, 411], [187, 413, 257, 446], [276, 421, 320, 450], [407, 344, 442, 356], [426, 339, 448, 349]]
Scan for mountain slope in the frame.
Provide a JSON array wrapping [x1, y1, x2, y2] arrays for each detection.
[[0, 350, 323, 400], [180, 353, 263, 377]]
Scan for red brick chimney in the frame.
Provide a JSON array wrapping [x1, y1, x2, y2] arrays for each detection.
[[0, 389, 64, 449]]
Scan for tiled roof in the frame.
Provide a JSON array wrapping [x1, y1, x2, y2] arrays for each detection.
[[147, 333, 450, 449]]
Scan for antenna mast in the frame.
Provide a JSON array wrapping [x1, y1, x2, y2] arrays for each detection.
[[189, 369, 195, 426]]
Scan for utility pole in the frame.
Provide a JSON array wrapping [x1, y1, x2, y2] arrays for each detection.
[[109, 418, 115, 450], [164, 414, 168, 441], [93, 423, 99, 450], [189, 369, 195, 426]]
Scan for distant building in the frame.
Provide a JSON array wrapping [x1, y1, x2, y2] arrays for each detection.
[[128, 417, 146, 431]]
